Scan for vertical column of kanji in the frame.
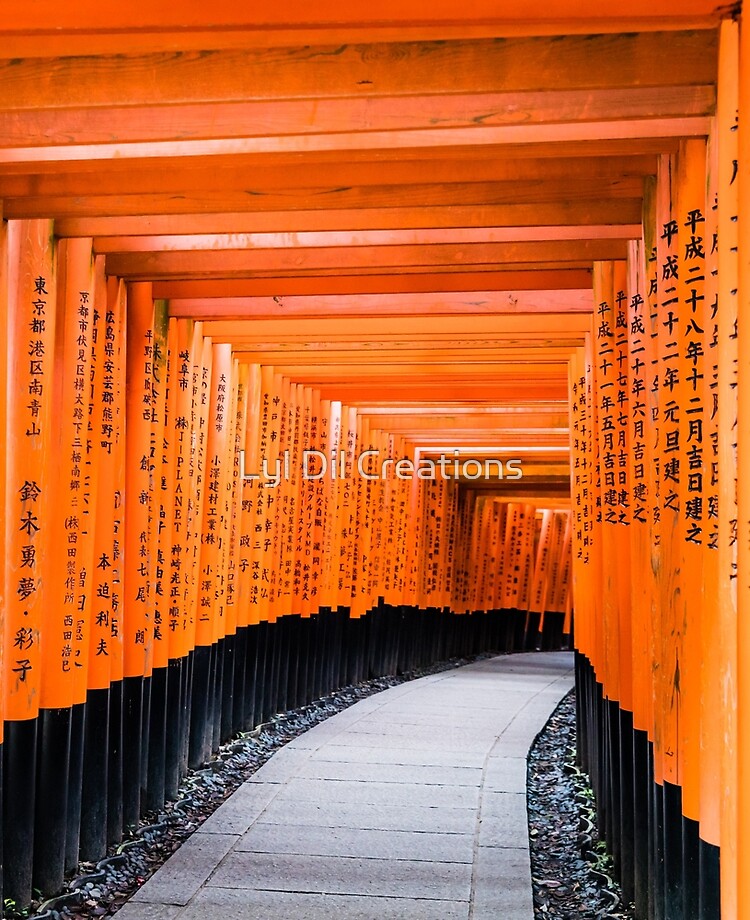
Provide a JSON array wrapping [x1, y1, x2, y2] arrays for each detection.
[[364, 422, 381, 666], [80, 270, 120, 860], [217, 361, 240, 743], [569, 348, 590, 660], [717, 19, 740, 919], [226, 361, 247, 736], [290, 385, 310, 707], [122, 281, 154, 829], [303, 389, 318, 624], [639, 178, 668, 915], [271, 377, 292, 711], [365, 427, 383, 674], [28, 237, 92, 892], [326, 401, 344, 690], [555, 511, 573, 647], [349, 415, 365, 620], [625, 237, 656, 918], [337, 406, 354, 674], [105, 277, 126, 848], [736, 9, 750, 916], [641, 176, 662, 808], [167, 319, 198, 778], [143, 298, 169, 814], [261, 372, 285, 717], [233, 363, 254, 731], [283, 380, 301, 708], [3, 220, 56, 909], [613, 258, 634, 706], [501, 502, 518, 630], [584, 325, 605, 689], [362, 424, 378, 620], [698, 106, 723, 915], [193, 343, 230, 764], [70, 253, 107, 873], [444, 484, 459, 630], [593, 262, 620, 713], [612, 261, 636, 903], [306, 388, 324, 698], [673, 141, 709, 915], [79, 255, 117, 863], [653, 152, 687, 915], [159, 317, 182, 799], [213, 358, 237, 746], [248, 366, 273, 724], [344, 407, 364, 680], [186, 334, 213, 768], [529, 508, 552, 624], [518, 505, 538, 645]]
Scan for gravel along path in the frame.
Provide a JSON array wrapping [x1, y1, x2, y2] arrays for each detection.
[[527, 691, 635, 920]]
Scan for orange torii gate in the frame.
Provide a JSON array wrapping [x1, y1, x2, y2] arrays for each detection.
[[0, 5, 746, 920]]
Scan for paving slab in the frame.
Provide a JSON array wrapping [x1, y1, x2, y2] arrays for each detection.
[[236, 822, 475, 862], [180, 886, 470, 920], [127, 651, 573, 919], [210, 850, 473, 900]]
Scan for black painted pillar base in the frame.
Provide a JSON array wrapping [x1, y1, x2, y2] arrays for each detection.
[[65, 701, 86, 873], [146, 666, 168, 814], [188, 646, 212, 769], [122, 675, 144, 831], [107, 679, 124, 847], [34, 708, 71, 895], [80, 688, 110, 861], [698, 837, 721, 920], [3, 718, 37, 910], [165, 658, 183, 801]]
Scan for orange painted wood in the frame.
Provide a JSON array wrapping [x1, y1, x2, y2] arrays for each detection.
[[0, 88, 712, 152], [57, 199, 645, 239], [0, 32, 717, 107], [3, 176, 648, 218], [5, 219, 57, 720], [123, 281, 155, 679], [150, 299, 170, 672], [41, 237, 96, 708], [717, 17, 740, 911], [0, 156, 657, 199]]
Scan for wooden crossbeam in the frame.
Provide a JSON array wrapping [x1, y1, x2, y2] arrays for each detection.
[[168, 289, 593, 319], [56, 199, 645, 238], [0, 33, 717, 108], [104, 239, 628, 279]]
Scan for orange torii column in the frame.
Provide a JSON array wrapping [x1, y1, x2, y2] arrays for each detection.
[[626, 236, 658, 918], [673, 138, 709, 918], [736, 8, 750, 918], [144, 299, 170, 813], [192, 343, 231, 765], [696, 103, 724, 917], [167, 318, 202, 775], [104, 277, 127, 847], [122, 281, 155, 830], [80, 275, 127, 857], [226, 361, 249, 736], [215, 359, 241, 744], [30, 237, 94, 893], [185, 334, 213, 766], [717, 18, 740, 919], [4, 219, 57, 909], [158, 317, 182, 799], [0, 217, 6, 910]]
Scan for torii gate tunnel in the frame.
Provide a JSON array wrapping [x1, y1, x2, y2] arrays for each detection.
[[0, 3, 748, 919]]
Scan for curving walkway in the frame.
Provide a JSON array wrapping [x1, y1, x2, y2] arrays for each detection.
[[117, 651, 574, 920]]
